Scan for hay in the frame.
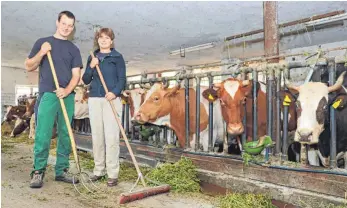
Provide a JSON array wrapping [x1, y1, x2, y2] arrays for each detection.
[[146, 157, 201, 193], [216, 192, 275, 208], [1, 121, 15, 136]]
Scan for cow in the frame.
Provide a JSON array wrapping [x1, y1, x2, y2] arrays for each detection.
[[201, 77, 301, 155], [285, 71, 347, 168], [201, 78, 267, 153], [134, 82, 225, 152], [121, 88, 147, 120], [73, 85, 90, 133], [2, 95, 37, 137]]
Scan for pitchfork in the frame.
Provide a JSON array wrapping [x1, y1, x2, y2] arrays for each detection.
[[47, 50, 99, 198]]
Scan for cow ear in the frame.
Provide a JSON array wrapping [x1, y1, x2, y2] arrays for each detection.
[[202, 88, 219, 102], [278, 89, 299, 102], [163, 85, 180, 97], [332, 95, 347, 110], [241, 83, 253, 98]]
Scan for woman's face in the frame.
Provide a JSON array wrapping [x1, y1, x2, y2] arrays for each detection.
[[98, 33, 113, 49]]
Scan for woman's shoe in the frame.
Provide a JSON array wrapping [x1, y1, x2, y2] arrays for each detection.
[[107, 178, 118, 187]]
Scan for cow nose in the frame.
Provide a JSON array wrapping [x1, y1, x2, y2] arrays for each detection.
[[135, 111, 143, 122], [227, 123, 244, 135], [298, 129, 313, 142]]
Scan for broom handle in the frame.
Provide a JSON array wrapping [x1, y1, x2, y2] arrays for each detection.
[[89, 52, 146, 187], [47, 51, 81, 173]]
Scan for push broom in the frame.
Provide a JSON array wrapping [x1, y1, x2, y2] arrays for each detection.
[[89, 52, 171, 204]]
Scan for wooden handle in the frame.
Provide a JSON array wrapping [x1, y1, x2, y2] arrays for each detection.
[[89, 51, 146, 187], [47, 51, 81, 173]]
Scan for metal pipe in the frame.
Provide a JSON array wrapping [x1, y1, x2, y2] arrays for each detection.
[[131, 124, 135, 140], [252, 70, 258, 141], [121, 103, 125, 133], [275, 70, 281, 155], [195, 77, 201, 151], [282, 104, 289, 161], [267, 69, 274, 139], [208, 74, 214, 151], [185, 78, 190, 149], [125, 103, 130, 137], [164, 126, 168, 144], [225, 10, 344, 41], [329, 60, 337, 168], [242, 101, 247, 145]]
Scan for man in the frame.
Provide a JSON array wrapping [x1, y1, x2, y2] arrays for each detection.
[[24, 11, 83, 188]]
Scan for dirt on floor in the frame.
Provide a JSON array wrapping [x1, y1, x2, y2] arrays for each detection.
[[1, 135, 215, 208]]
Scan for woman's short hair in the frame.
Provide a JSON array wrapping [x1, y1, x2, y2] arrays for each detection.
[[93, 28, 115, 50]]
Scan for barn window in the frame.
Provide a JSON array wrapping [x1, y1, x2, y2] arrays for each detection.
[[15, 85, 38, 105]]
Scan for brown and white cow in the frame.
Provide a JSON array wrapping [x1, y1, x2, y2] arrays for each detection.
[[135, 82, 225, 152], [286, 71, 347, 168], [121, 88, 147, 120], [3, 96, 37, 137], [201, 78, 267, 153]]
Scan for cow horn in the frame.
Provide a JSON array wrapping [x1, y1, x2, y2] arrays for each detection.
[[241, 80, 250, 87], [213, 83, 222, 89], [140, 83, 151, 89], [328, 71, 346, 93], [122, 90, 131, 97]]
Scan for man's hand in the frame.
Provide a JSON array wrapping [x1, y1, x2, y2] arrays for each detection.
[[54, 87, 70, 99], [90, 58, 99, 69], [40, 42, 52, 56], [105, 92, 116, 101]]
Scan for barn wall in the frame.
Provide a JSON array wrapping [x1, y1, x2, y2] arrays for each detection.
[[1, 66, 38, 116]]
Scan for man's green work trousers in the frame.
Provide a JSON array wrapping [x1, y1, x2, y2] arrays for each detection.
[[32, 92, 74, 176]]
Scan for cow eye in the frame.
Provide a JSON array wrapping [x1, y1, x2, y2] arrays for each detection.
[[322, 105, 327, 110], [153, 96, 159, 101]]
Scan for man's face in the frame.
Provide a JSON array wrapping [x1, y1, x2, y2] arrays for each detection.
[[56, 14, 74, 38]]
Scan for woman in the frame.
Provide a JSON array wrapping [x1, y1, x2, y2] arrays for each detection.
[[82, 28, 126, 187]]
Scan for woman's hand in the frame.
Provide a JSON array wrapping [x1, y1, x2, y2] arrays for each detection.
[[89, 57, 99, 68], [105, 92, 116, 101]]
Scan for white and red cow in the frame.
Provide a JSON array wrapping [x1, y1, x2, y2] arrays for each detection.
[[73, 85, 90, 132], [134, 82, 225, 152], [286, 71, 347, 168], [3, 96, 37, 137]]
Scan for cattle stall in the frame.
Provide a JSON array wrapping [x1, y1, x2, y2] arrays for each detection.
[[73, 54, 347, 206]]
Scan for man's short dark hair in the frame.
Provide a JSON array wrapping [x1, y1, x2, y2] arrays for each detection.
[[58, 11, 75, 24]]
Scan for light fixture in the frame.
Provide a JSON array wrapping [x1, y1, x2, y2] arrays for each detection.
[[169, 42, 215, 56], [304, 13, 347, 27]]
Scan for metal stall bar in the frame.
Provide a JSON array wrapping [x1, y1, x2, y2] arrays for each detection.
[[195, 77, 201, 151], [208, 73, 214, 152], [275, 69, 282, 155], [252, 70, 258, 141], [282, 81, 289, 161], [267, 67, 274, 140], [328, 60, 337, 168], [241, 71, 247, 145], [185, 78, 190, 149]]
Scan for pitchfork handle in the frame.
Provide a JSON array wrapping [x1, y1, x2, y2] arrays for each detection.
[[89, 52, 147, 187], [47, 51, 81, 173]]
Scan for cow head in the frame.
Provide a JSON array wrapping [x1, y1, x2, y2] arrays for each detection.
[[202, 78, 255, 136], [74, 85, 89, 104], [135, 83, 180, 125], [23, 97, 36, 119], [121, 88, 148, 119], [286, 71, 346, 144], [3, 105, 26, 123]]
